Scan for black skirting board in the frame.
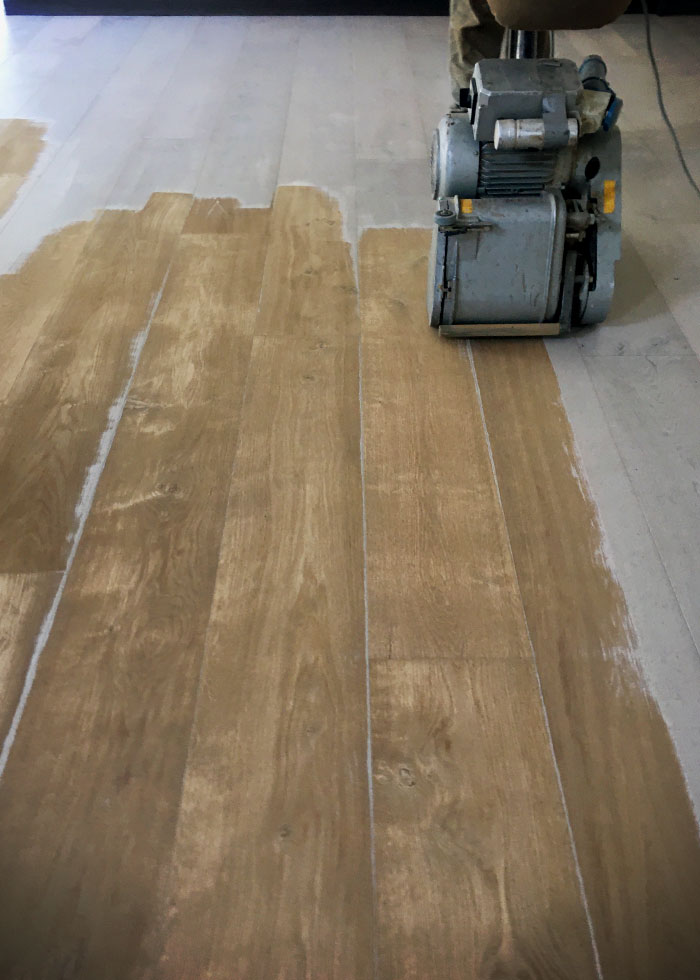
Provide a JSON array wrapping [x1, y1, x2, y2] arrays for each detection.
[[3, 0, 696, 15]]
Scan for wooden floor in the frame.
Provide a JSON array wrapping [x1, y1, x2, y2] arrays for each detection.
[[1, 12, 700, 980]]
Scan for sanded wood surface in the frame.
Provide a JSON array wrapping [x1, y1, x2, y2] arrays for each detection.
[[0, 220, 93, 402], [1, 184, 699, 980], [471, 338, 700, 980], [0, 197, 269, 980], [0, 572, 60, 744], [0, 119, 44, 217], [360, 227, 599, 979], [0, 194, 190, 573], [152, 187, 373, 980]]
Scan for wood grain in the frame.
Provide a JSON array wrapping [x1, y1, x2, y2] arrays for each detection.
[[0, 572, 60, 744], [152, 187, 373, 980], [0, 193, 191, 573], [372, 660, 599, 980], [471, 337, 700, 980], [0, 119, 44, 217], [360, 229, 536, 663], [255, 185, 358, 342], [0, 198, 269, 980], [0, 220, 93, 402], [360, 227, 599, 979]]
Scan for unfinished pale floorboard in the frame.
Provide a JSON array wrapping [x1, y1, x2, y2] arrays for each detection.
[[196, 16, 299, 205], [360, 227, 599, 979], [0, 18, 200, 275], [151, 186, 374, 980], [0, 197, 269, 980], [0, 16, 102, 121]]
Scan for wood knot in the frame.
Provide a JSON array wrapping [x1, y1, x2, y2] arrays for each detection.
[[398, 765, 416, 787]]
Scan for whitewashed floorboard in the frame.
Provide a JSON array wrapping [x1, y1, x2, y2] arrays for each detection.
[[402, 16, 451, 147], [145, 16, 249, 141], [19, 17, 149, 142], [0, 17, 200, 271], [584, 352, 700, 654], [0, 14, 51, 67], [548, 338, 700, 811], [577, 236, 694, 357], [277, 17, 358, 243], [0, 15, 102, 119], [351, 16, 431, 230], [195, 16, 300, 206]]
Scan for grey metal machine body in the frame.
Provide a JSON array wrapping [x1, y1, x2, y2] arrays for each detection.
[[428, 36, 622, 336]]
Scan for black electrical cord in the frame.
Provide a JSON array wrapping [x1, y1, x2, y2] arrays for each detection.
[[640, 0, 700, 201]]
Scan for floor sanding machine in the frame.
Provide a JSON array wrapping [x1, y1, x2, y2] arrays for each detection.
[[428, 19, 624, 337]]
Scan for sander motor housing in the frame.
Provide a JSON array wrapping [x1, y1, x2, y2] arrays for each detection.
[[428, 54, 622, 336]]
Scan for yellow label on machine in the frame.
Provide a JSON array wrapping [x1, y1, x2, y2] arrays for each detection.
[[459, 198, 473, 214], [603, 180, 616, 214]]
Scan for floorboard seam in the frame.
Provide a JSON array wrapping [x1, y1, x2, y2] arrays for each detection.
[[465, 340, 605, 980], [358, 334, 380, 980], [0, 260, 173, 785]]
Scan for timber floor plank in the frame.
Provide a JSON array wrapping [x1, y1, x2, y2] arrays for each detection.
[[0, 193, 191, 574], [471, 338, 700, 980], [255, 185, 358, 342], [0, 198, 269, 980], [196, 16, 299, 205], [360, 228, 599, 980], [151, 187, 374, 980], [0, 218, 91, 402], [360, 229, 533, 664], [0, 572, 60, 747], [0, 118, 45, 218]]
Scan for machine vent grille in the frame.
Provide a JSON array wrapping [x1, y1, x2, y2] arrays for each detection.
[[477, 146, 556, 196]]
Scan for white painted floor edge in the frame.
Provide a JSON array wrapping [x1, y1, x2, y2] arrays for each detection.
[[548, 339, 700, 817]]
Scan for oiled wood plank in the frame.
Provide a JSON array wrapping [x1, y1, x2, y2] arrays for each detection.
[[0, 119, 45, 217], [255, 185, 357, 342], [0, 572, 59, 745], [360, 229, 534, 662], [181, 196, 240, 234], [471, 338, 700, 980], [372, 660, 598, 980], [0, 193, 191, 574], [153, 187, 373, 980], [0, 220, 93, 401], [360, 228, 599, 979], [0, 201, 269, 980]]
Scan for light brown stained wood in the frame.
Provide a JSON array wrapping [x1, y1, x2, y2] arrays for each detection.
[[151, 187, 373, 980], [0, 572, 60, 744], [0, 221, 94, 402], [360, 230, 535, 662], [471, 337, 700, 980], [0, 193, 191, 574], [0, 199, 269, 980], [181, 195, 241, 233], [360, 228, 599, 979], [0, 119, 45, 217], [255, 184, 358, 341]]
